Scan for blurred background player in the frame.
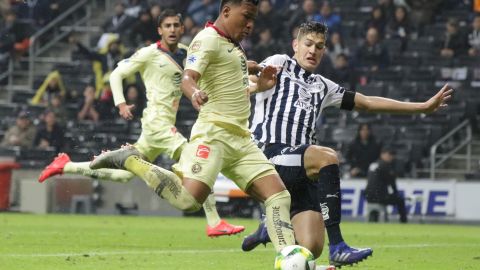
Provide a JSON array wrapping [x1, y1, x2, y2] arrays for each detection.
[[365, 146, 408, 223], [37, 9, 244, 238], [90, 0, 298, 256], [243, 20, 452, 267]]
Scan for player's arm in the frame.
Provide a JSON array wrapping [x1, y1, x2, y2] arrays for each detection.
[[181, 69, 208, 111], [354, 84, 453, 114], [181, 35, 216, 111], [110, 50, 147, 120]]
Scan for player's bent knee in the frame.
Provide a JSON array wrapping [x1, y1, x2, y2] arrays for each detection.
[[318, 147, 339, 167], [306, 146, 339, 173]]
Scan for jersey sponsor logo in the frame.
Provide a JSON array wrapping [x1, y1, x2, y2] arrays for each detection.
[[191, 163, 202, 174], [227, 45, 235, 53], [196, 145, 210, 159], [190, 41, 201, 52], [187, 55, 197, 64], [294, 85, 313, 111], [294, 99, 313, 112]]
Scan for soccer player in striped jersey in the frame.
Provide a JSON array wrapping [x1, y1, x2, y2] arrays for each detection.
[[37, 9, 244, 238], [243, 21, 453, 267]]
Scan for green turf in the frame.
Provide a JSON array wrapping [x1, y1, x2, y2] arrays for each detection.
[[0, 214, 479, 269]]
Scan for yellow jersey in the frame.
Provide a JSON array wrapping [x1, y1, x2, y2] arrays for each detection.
[[185, 24, 251, 136], [110, 42, 188, 124]]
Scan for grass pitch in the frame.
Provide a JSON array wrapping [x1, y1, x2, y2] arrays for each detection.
[[0, 214, 479, 269]]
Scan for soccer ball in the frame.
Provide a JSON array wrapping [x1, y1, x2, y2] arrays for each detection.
[[274, 245, 316, 270]]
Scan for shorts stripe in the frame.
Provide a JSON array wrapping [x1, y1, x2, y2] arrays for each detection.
[[269, 154, 302, 167]]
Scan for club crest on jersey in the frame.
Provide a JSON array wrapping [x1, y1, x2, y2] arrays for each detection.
[[190, 41, 201, 52], [191, 163, 202, 174], [196, 145, 210, 159]]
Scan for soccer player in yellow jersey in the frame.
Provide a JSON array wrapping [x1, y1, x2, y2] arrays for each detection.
[[38, 9, 244, 237], [91, 0, 297, 256]]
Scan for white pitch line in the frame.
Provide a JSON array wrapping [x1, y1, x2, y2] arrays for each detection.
[[1, 243, 479, 258], [0, 248, 272, 258]]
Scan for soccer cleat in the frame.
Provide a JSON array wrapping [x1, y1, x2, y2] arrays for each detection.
[[241, 216, 271, 251], [329, 241, 373, 267], [38, 153, 71, 183], [90, 145, 144, 170], [207, 219, 245, 237]]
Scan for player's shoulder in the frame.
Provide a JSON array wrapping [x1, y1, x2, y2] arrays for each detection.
[[188, 28, 220, 54], [312, 73, 338, 89], [131, 43, 158, 58], [178, 43, 189, 51]]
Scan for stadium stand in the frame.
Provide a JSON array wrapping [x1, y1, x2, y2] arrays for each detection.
[[0, 0, 479, 179]]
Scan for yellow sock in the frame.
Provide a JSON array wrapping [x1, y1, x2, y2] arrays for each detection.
[[203, 192, 221, 227], [264, 190, 295, 252], [64, 162, 134, 183], [124, 156, 201, 212]]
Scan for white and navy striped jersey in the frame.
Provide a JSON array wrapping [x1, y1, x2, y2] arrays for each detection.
[[250, 54, 355, 146]]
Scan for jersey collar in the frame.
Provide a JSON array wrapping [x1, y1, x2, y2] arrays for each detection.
[[205, 21, 246, 54], [157, 40, 174, 53], [156, 40, 185, 69]]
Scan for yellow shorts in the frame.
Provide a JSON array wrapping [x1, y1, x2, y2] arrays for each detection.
[[134, 116, 187, 162], [173, 122, 277, 191]]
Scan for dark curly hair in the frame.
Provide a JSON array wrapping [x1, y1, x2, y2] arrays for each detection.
[[297, 21, 328, 40]]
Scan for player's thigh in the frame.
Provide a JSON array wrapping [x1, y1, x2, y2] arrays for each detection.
[[134, 124, 187, 162], [291, 210, 325, 259], [173, 136, 223, 200], [304, 145, 339, 178], [264, 144, 310, 188], [222, 139, 283, 201]]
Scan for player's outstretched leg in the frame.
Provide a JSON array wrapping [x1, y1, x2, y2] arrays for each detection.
[[38, 153, 134, 183], [241, 215, 270, 251], [203, 193, 244, 237], [91, 151, 202, 212]]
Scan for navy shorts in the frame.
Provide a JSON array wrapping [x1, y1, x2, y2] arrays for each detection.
[[263, 143, 321, 218]]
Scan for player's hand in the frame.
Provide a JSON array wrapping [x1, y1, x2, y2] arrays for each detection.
[[256, 65, 278, 92], [191, 90, 208, 111], [423, 84, 453, 113], [118, 103, 135, 120]]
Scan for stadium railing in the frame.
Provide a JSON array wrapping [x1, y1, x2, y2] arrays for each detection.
[[27, 0, 90, 89], [429, 119, 473, 179]]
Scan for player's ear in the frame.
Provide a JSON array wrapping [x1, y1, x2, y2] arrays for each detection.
[[292, 39, 298, 54], [222, 5, 231, 18]]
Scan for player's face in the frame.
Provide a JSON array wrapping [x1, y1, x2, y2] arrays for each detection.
[[158, 16, 184, 46], [293, 33, 326, 72], [223, 2, 257, 43]]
